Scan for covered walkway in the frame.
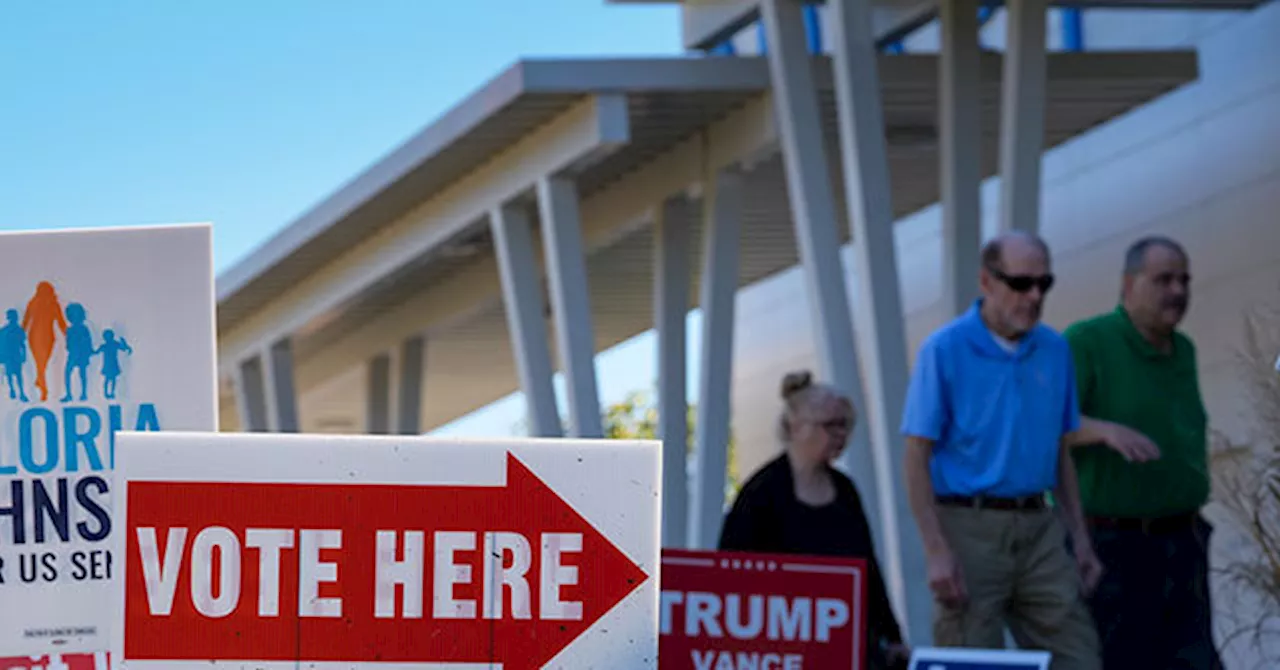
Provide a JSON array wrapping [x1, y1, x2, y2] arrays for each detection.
[[215, 0, 1210, 644]]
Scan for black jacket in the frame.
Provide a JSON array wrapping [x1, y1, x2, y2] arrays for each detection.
[[718, 454, 905, 651]]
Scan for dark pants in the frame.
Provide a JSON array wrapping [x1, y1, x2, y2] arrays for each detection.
[[1087, 513, 1224, 670]]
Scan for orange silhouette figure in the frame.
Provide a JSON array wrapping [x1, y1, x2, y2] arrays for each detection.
[[22, 281, 67, 402]]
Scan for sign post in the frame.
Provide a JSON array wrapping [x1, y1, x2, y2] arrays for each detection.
[[659, 549, 868, 669], [0, 224, 217, 661], [111, 431, 660, 669]]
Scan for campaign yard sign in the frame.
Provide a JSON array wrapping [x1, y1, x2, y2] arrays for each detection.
[[0, 224, 217, 658], [0, 654, 109, 670], [659, 549, 867, 670], [908, 648, 1051, 670], [110, 431, 661, 669]]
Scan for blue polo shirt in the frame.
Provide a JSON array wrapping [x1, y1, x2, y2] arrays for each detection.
[[900, 300, 1080, 497]]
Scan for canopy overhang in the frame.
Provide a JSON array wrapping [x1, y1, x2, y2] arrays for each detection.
[[216, 52, 1199, 431], [605, 0, 1270, 52]]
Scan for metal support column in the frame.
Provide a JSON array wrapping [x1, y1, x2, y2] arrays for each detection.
[[829, 0, 930, 643], [397, 335, 425, 435], [759, 0, 882, 542], [491, 202, 564, 438], [999, 0, 1049, 233], [537, 176, 603, 439], [940, 0, 983, 316], [655, 197, 693, 548], [235, 354, 269, 432], [689, 169, 743, 550], [366, 352, 392, 435], [263, 338, 300, 433]]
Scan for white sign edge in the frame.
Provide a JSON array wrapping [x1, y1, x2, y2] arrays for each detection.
[[909, 646, 1052, 669], [109, 429, 663, 669]]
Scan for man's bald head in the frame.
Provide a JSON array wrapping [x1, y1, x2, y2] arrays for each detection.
[[978, 231, 1055, 338], [981, 230, 1051, 273]]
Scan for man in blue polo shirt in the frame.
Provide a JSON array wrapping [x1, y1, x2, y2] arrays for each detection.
[[901, 231, 1104, 670]]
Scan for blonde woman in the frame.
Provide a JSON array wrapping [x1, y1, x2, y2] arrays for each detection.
[[719, 370, 909, 669]]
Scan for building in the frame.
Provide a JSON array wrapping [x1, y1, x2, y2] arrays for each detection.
[[214, 0, 1279, 662]]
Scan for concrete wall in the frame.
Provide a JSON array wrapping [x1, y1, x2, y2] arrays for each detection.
[[729, 3, 1280, 665]]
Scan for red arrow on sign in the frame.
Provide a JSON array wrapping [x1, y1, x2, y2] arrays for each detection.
[[124, 452, 648, 669]]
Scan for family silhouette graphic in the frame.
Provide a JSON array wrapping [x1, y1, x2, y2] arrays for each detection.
[[0, 281, 134, 402], [1, 309, 28, 402]]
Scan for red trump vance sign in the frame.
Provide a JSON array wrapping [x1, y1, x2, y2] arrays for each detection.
[[659, 549, 867, 670]]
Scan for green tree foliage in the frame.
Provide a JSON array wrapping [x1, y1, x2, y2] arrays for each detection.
[[600, 389, 663, 440], [600, 389, 740, 497], [513, 389, 740, 496]]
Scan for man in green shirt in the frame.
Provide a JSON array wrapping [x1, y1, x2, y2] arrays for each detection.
[[1063, 236, 1223, 670]]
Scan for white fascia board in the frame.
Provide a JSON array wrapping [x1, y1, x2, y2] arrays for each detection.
[[218, 58, 767, 313], [216, 64, 529, 304], [217, 93, 631, 374], [292, 93, 778, 391], [519, 57, 770, 92]]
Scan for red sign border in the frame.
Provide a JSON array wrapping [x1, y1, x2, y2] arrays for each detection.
[[659, 548, 868, 670]]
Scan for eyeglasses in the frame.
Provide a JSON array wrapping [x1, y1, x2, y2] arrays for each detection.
[[987, 267, 1054, 294], [815, 417, 853, 433]]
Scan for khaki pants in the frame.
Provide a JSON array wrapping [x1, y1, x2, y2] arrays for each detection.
[[934, 505, 1101, 670]]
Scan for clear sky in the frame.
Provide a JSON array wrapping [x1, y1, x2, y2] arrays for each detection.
[[0, 0, 694, 436]]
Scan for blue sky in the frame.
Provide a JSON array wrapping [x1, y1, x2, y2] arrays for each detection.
[[0, 0, 697, 435]]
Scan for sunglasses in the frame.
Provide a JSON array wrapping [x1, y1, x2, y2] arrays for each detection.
[[988, 267, 1054, 294]]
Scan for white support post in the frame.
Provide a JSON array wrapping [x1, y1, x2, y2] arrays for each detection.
[[264, 338, 300, 433], [829, 0, 931, 644], [999, 0, 1048, 233], [940, 0, 983, 316], [234, 354, 268, 432], [491, 202, 564, 438], [759, 0, 883, 545], [397, 335, 425, 435], [537, 176, 604, 439], [366, 352, 392, 435], [654, 196, 693, 549], [690, 168, 743, 550]]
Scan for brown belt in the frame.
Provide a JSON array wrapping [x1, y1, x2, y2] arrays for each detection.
[[1088, 512, 1197, 534], [936, 493, 1047, 511]]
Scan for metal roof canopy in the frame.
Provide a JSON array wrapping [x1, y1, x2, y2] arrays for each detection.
[[213, 51, 1199, 431], [605, 0, 1271, 52], [217, 57, 772, 333]]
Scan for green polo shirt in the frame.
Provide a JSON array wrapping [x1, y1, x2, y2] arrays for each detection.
[[1063, 305, 1210, 518]]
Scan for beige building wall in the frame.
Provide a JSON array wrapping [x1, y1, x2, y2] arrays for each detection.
[[729, 4, 1280, 665]]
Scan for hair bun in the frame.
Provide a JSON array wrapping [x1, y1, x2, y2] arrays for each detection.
[[780, 370, 813, 400]]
